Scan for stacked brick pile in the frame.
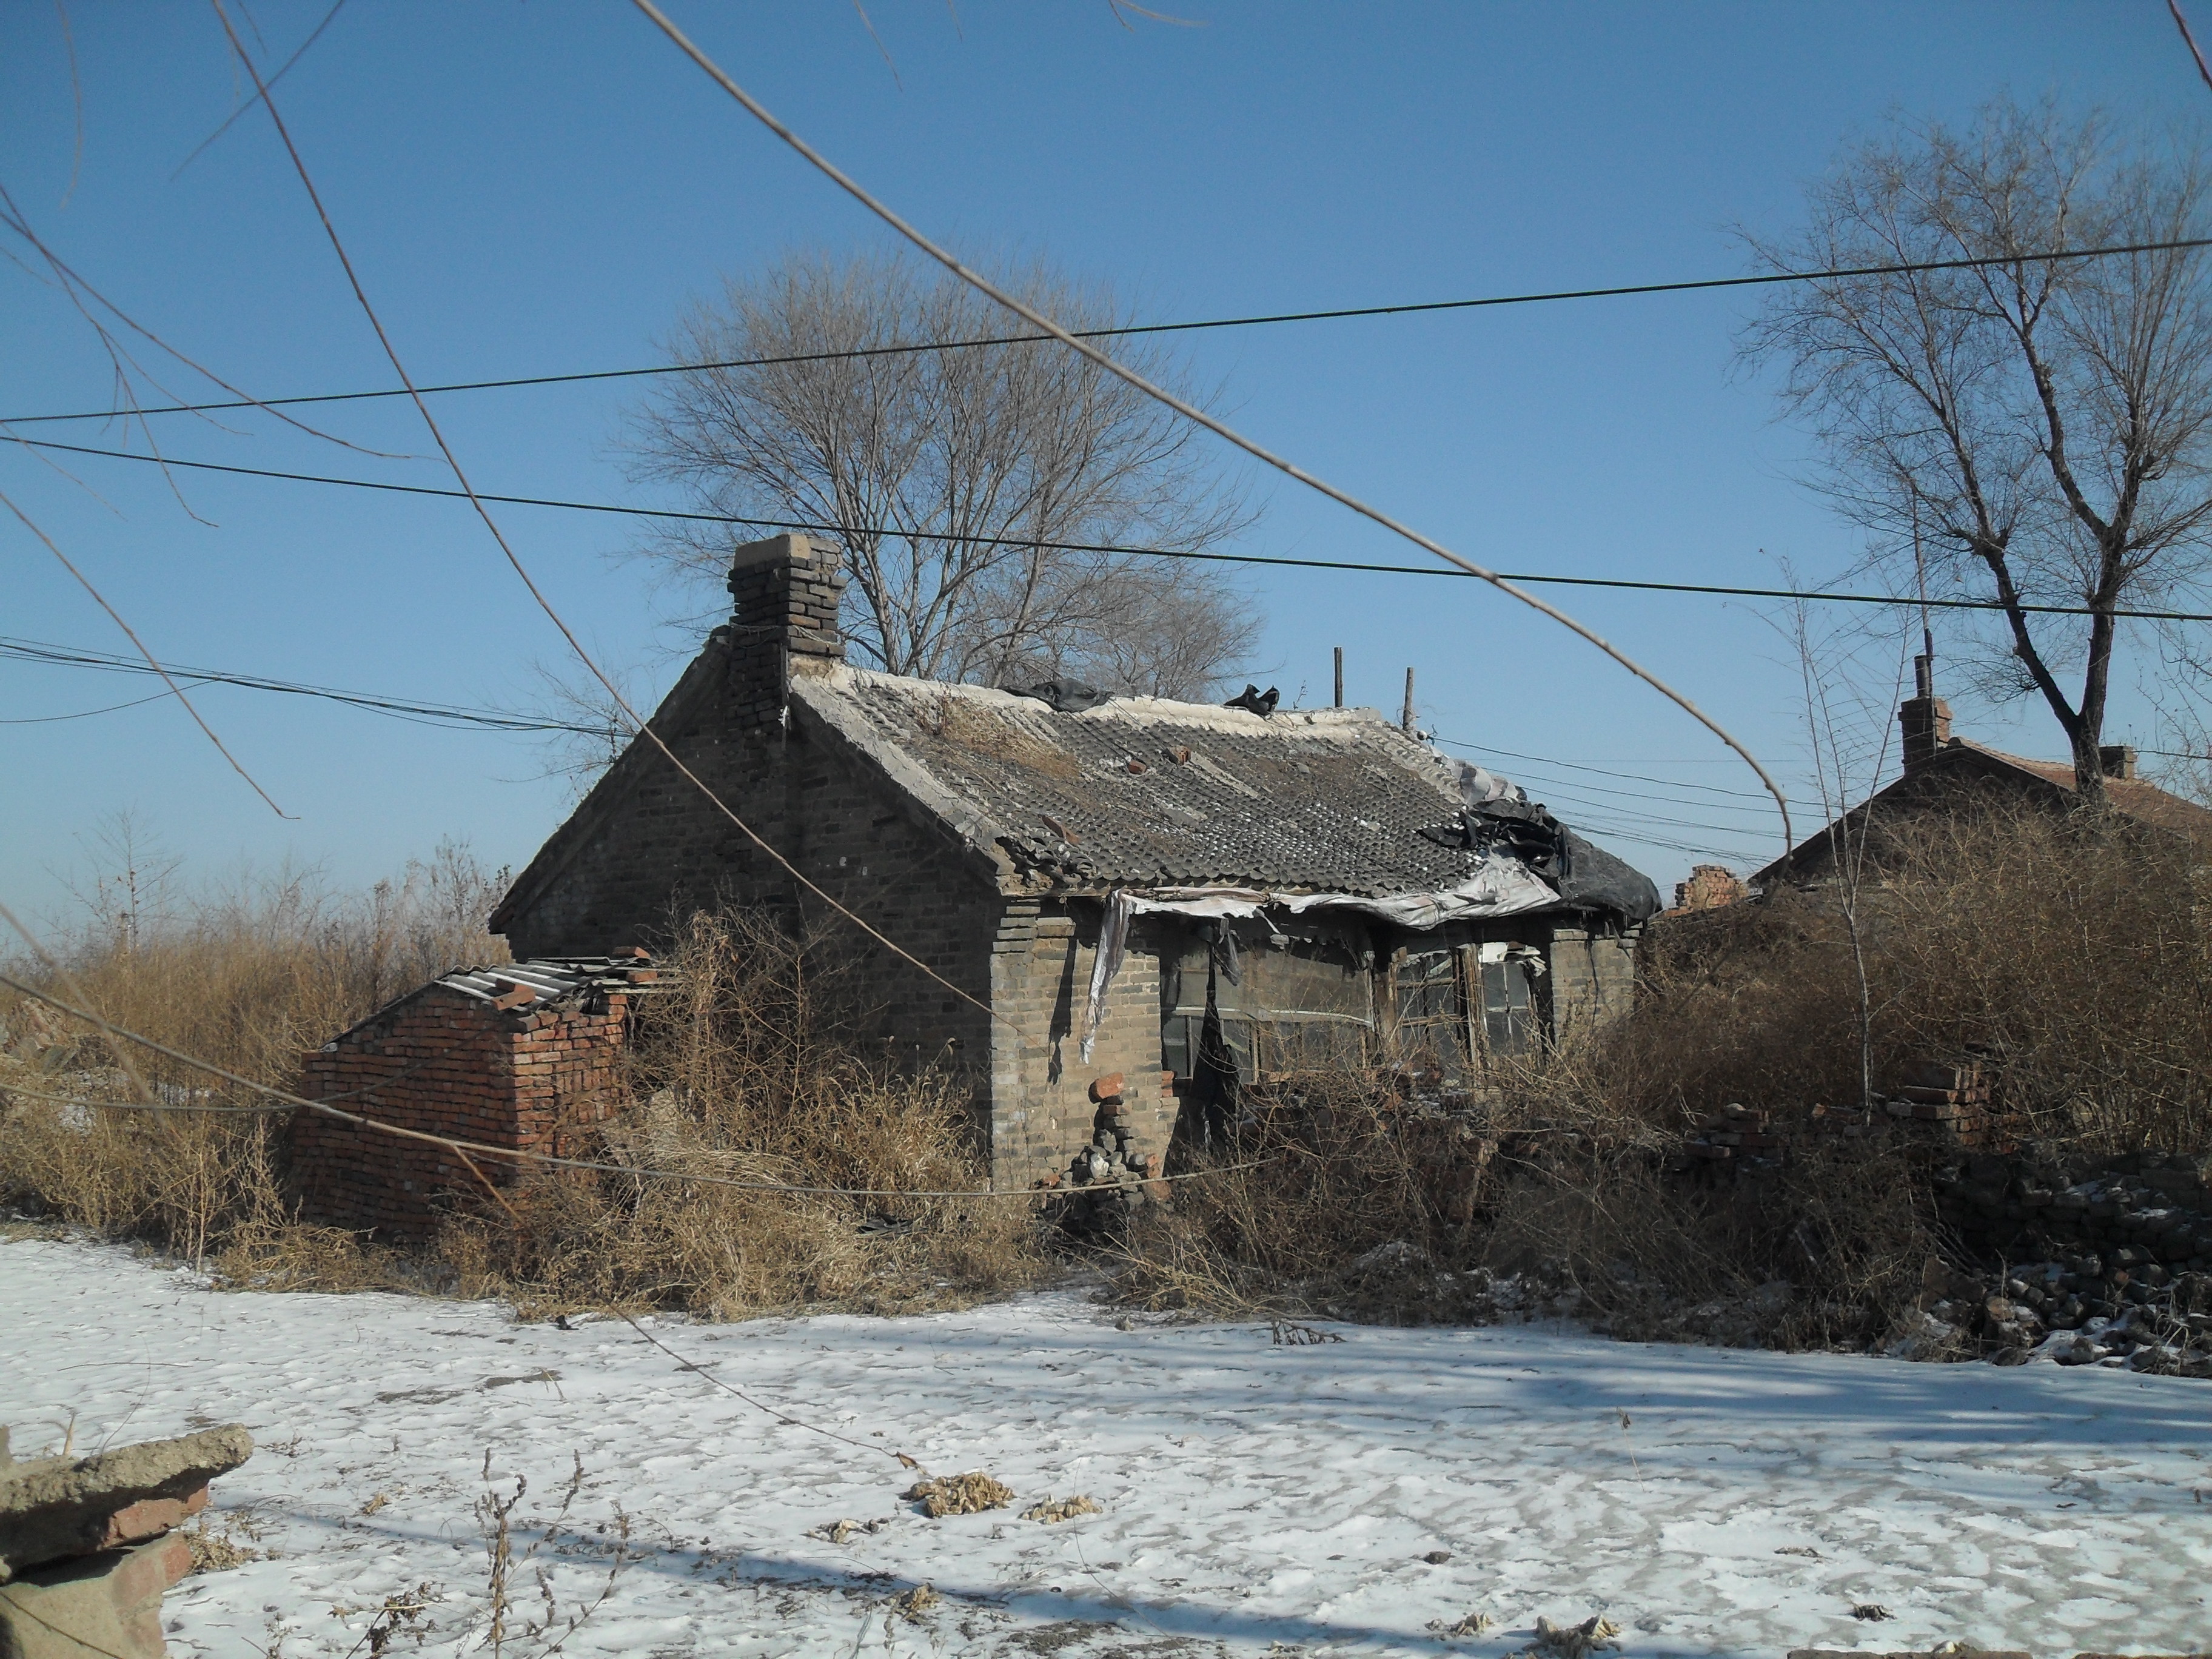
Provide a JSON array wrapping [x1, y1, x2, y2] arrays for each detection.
[[0, 1423, 252, 1659], [1877, 1059, 2029, 1148], [1033, 1071, 1168, 1219], [1680, 1056, 2026, 1172], [292, 957, 657, 1239], [1680, 1101, 1786, 1166]]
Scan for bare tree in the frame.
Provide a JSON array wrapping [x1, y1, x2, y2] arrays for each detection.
[[1778, 589, 1912, 1113], [1740, 98, 2212, 800], [626, 249, 1262, 699]]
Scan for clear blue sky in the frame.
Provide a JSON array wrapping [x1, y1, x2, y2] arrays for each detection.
[[5, 2, 2207, 932]]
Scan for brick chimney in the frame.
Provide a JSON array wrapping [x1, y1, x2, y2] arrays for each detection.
[[2099, 743, 2138, 780], [722, 533, 845, 724], [1899, 653, 1952, 774]]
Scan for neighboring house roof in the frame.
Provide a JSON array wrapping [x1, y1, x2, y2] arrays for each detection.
[[1945, 739, 2212, 840], [1755, 735, 2212, 886]]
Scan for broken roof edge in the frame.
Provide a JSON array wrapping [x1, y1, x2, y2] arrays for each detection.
[[313, 957, 659, 1053], [1100, 861, 1567, 928], [803, 659, 1423, 743], [786, 671, 1021, 890]]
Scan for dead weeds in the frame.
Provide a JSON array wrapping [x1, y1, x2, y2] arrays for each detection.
[[903, 1472, 1014, 1517]]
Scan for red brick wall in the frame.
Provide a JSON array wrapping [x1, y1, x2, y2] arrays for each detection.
[[290, 985, 629, 1239]]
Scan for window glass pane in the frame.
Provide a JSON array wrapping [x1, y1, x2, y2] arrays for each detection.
[[1161, 1013, 1191, 1078], [1481, 959, 1535, 1056]]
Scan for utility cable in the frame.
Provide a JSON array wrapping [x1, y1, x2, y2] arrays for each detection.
[[5, 634, 1800, 837], [612, 1312, 923, 1471], [0, 634, 601, 734], [1433, 737, 1779, 800], [209, 0, 1013, 1037], [24, 433, 2212, 625], [0, 488, 292, 817], [9, 233, 2212, 427], [635, 0, 1794, 851]]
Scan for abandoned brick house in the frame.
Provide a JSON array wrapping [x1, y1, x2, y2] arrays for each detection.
[[295, 532, 1661, 1230], [1755, 664, 2212, 891]]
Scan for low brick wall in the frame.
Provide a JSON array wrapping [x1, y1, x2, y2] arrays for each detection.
[[291, 984, 629, 1240]]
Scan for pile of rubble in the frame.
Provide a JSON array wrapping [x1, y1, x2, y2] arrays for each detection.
[[1036, 1073, 1166, 1221], [1935, 1157, 2212, 1265], [1896, 1255, 2212, 1374], [1680, 1059, 2026, 1173], [1905, 1150, 2212, 1372], [1, 1423, 253, 1659]]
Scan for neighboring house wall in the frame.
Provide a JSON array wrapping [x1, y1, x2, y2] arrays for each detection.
[[292, 984, 629, 1239]]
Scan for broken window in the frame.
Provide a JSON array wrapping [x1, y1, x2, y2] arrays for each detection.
[[1161, 923, 1373, 1084], [1391, 948, 1466, 1087], [1474, 940, 1544, 1057]]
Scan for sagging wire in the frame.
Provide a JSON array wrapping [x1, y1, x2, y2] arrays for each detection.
[[206, 0, 1017, 1037], [24, 434, 2212, 625], [495, 1, 1801, 850]]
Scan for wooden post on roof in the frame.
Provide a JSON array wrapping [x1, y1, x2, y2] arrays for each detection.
[[1401, 666, 1415, 734], [1333, 647, 1344, 708]]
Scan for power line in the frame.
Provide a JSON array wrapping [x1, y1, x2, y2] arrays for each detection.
[[6, 631, 1798, 846], [1483, 771, 1785, 822], [0, 967, 1265, 1202], [1435, 736, 1779, 801], [0, 635, 597, 735], [8, 233, 2211, 427], [19, 434, 2212, 624], [206, 0, 1019, 1040]]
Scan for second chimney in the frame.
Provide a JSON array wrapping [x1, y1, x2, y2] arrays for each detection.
[[1899, 654, 1952, 774], [724, 533, 845, 726]]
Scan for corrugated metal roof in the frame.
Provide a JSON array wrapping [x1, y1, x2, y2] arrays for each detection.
[[432, 957, 662, 1005], [794, 668, 1514, 896], [320, 956, 663, 1049]]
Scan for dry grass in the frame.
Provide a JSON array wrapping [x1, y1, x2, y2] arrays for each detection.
[[1620, 801, 2212, 1153], [0, 840, 508, 1282], [1, 856, 1048, 1317], [434, 909, 1050, 1318], [1113, 805, 2207, 1344], [9, 802, 2200, 1353]]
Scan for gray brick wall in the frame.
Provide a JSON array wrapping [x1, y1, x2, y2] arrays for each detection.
[[988, 906, 1173, 1190], [1549, 924, 1640, 1041]]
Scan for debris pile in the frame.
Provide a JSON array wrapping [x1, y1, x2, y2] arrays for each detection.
[[901, 1472, 1013, 1518], [1036, 1073, 1165, 1222], [1681, 1058, 2028, 1173], [1901, 1255, 2212, 1373], [1019, 1495, 1099, 1524], [0, 1422, 253, 1659]]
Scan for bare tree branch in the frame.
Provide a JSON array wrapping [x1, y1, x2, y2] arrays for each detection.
[[624, 249, 1262, 702], [1740, 97, 2212, 799]]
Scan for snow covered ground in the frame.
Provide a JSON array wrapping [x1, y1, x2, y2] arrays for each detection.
[[5, 1237, 2210, 1658]]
